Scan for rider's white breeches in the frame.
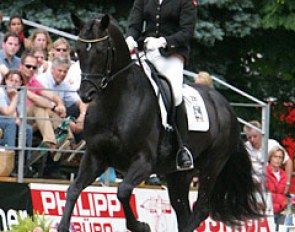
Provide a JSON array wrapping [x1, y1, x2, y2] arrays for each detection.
[[146, 49, 184, 106]]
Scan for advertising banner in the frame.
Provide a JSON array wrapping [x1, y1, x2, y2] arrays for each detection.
[[30, 183, 275, 232], [0, 182, 33, 231]]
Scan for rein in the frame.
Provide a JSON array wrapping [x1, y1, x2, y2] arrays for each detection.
[[78, 35, 134, 91]]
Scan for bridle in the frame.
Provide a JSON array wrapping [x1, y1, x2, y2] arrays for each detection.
[[78, 33, 134, 91]]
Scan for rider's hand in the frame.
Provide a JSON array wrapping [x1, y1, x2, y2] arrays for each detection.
[[125, 36, 138, 52], [144, 37, 167, 51]]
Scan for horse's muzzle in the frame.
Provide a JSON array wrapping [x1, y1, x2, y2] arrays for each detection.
[[79, 89, 96, 103]]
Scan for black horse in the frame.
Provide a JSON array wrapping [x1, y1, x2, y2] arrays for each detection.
[[58, 14, 263, 232]]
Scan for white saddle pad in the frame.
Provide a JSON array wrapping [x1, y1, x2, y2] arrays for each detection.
[[133, 54, 209, 131], [183, 84, 209, 131]]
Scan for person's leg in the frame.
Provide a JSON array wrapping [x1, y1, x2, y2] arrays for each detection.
[[175, 101, 194, 170], [0, 118, 17, 176], [25, 124, 33, 161], [146, 49, 183, 105], [66, 104, 84, 143], [146, 49, 193, 170], [0, 118, 17, 147], [29, 105, 57, 145]]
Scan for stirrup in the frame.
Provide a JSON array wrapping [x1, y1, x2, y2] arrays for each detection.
[[176, 146, 194, 171]]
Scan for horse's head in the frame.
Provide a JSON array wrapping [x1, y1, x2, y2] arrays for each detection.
[[72, 14, 131, 103]]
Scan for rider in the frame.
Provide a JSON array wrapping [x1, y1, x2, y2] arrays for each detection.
[[125, 0, 197, 170]]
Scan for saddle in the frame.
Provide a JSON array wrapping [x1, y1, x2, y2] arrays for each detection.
[[145, 60, 174, 126]]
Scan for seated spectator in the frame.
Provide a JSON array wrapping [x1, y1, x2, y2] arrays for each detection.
[[195, 71, 213, 88], [20, 52, 67, 152], [32, 47, 48, 75], [243, 120, 292, 192], [0, 32, 21, 74], [28, 28, 52, 55], [37, 56, 87, 156], [266, 146, 288, 228], [7, 15, 29, 57], [47, 38, 72, 70], [0, 69, 33, 176]]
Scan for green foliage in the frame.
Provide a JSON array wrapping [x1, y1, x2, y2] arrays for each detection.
[[258, 0, 295, 31], [195, 0, 259, 46], [0, 0, 293, 140], [3, 213, 51, 232]]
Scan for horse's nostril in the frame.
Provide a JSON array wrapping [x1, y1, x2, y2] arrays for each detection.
[[81, 95, 92, 103], [80, 89, 96, 103]]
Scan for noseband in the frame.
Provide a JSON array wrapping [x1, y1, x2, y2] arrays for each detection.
[[78, 34, 134, 91]]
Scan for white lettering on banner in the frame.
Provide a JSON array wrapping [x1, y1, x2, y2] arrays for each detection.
[[0, 209, 28, 231], [93, 193, 107, 217], [196, 216, 272, 232], [40, 191, 124, 218], [41, 192, 56, 214], [55, 192, 67, 215], [71, 221, 113, 232], [76, 196, 91, 216], [107, 194, 121, 217]]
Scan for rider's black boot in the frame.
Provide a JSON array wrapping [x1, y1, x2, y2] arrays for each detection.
[[175, 101, 194, 171]]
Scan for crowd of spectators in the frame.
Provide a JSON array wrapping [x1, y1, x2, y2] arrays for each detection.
[[0, 15, 293, 227], [0, 13, 85, 179]]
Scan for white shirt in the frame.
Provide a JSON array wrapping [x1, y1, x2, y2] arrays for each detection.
[[64, 61, 81, 91]]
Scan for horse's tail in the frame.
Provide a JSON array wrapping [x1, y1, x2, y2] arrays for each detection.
[[209, 139, 264, 224]]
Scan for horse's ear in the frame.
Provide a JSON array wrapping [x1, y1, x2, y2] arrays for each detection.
[[100, 14, 110, 30], [71, 13, 85, 30]]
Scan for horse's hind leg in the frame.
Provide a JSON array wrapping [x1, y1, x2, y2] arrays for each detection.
[[117, 155, 152, 232], [58, 150, 107, 232], [166, 171, 194, 232]]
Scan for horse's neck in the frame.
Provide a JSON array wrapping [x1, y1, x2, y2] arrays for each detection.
[[98, 65, 153, 110]]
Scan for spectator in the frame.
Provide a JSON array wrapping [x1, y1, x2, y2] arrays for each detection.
[[28, 28, 52, 55], [195, 71, 213, 88], [7, 15, 29, 57], [20, 52, 67, 152], [243, 120, 292, 192], [48, 38, 71, 61], [266, 146, 288, 228], [0, 69, 33, 176], [46, 38, 73, 76], [32, 47, 48, 75], [0, 32, 21, 75], [37, 56, 87, 156]]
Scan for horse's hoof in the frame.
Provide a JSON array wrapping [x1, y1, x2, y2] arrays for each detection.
[[128, 221, 151, 232], [57, 225, 69, 232]]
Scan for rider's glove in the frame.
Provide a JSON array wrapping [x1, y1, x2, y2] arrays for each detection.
[[144, 37, 167, 51], [125, 36, 138, 52]]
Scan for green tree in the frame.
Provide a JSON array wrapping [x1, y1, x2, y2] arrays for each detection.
[[1, 0, 293, 140]]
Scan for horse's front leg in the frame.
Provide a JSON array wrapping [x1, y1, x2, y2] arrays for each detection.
[[58, 149, 107, 232], [117, 154, 152, 232], [166, 171, 194, 232]]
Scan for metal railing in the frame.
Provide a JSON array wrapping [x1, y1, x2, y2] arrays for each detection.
[[1, 17, 270, 184], [184, 70, 270, 183]]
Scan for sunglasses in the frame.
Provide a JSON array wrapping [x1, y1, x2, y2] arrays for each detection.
[[24, 64, 37, 70], [56, 48, 67, 52]]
